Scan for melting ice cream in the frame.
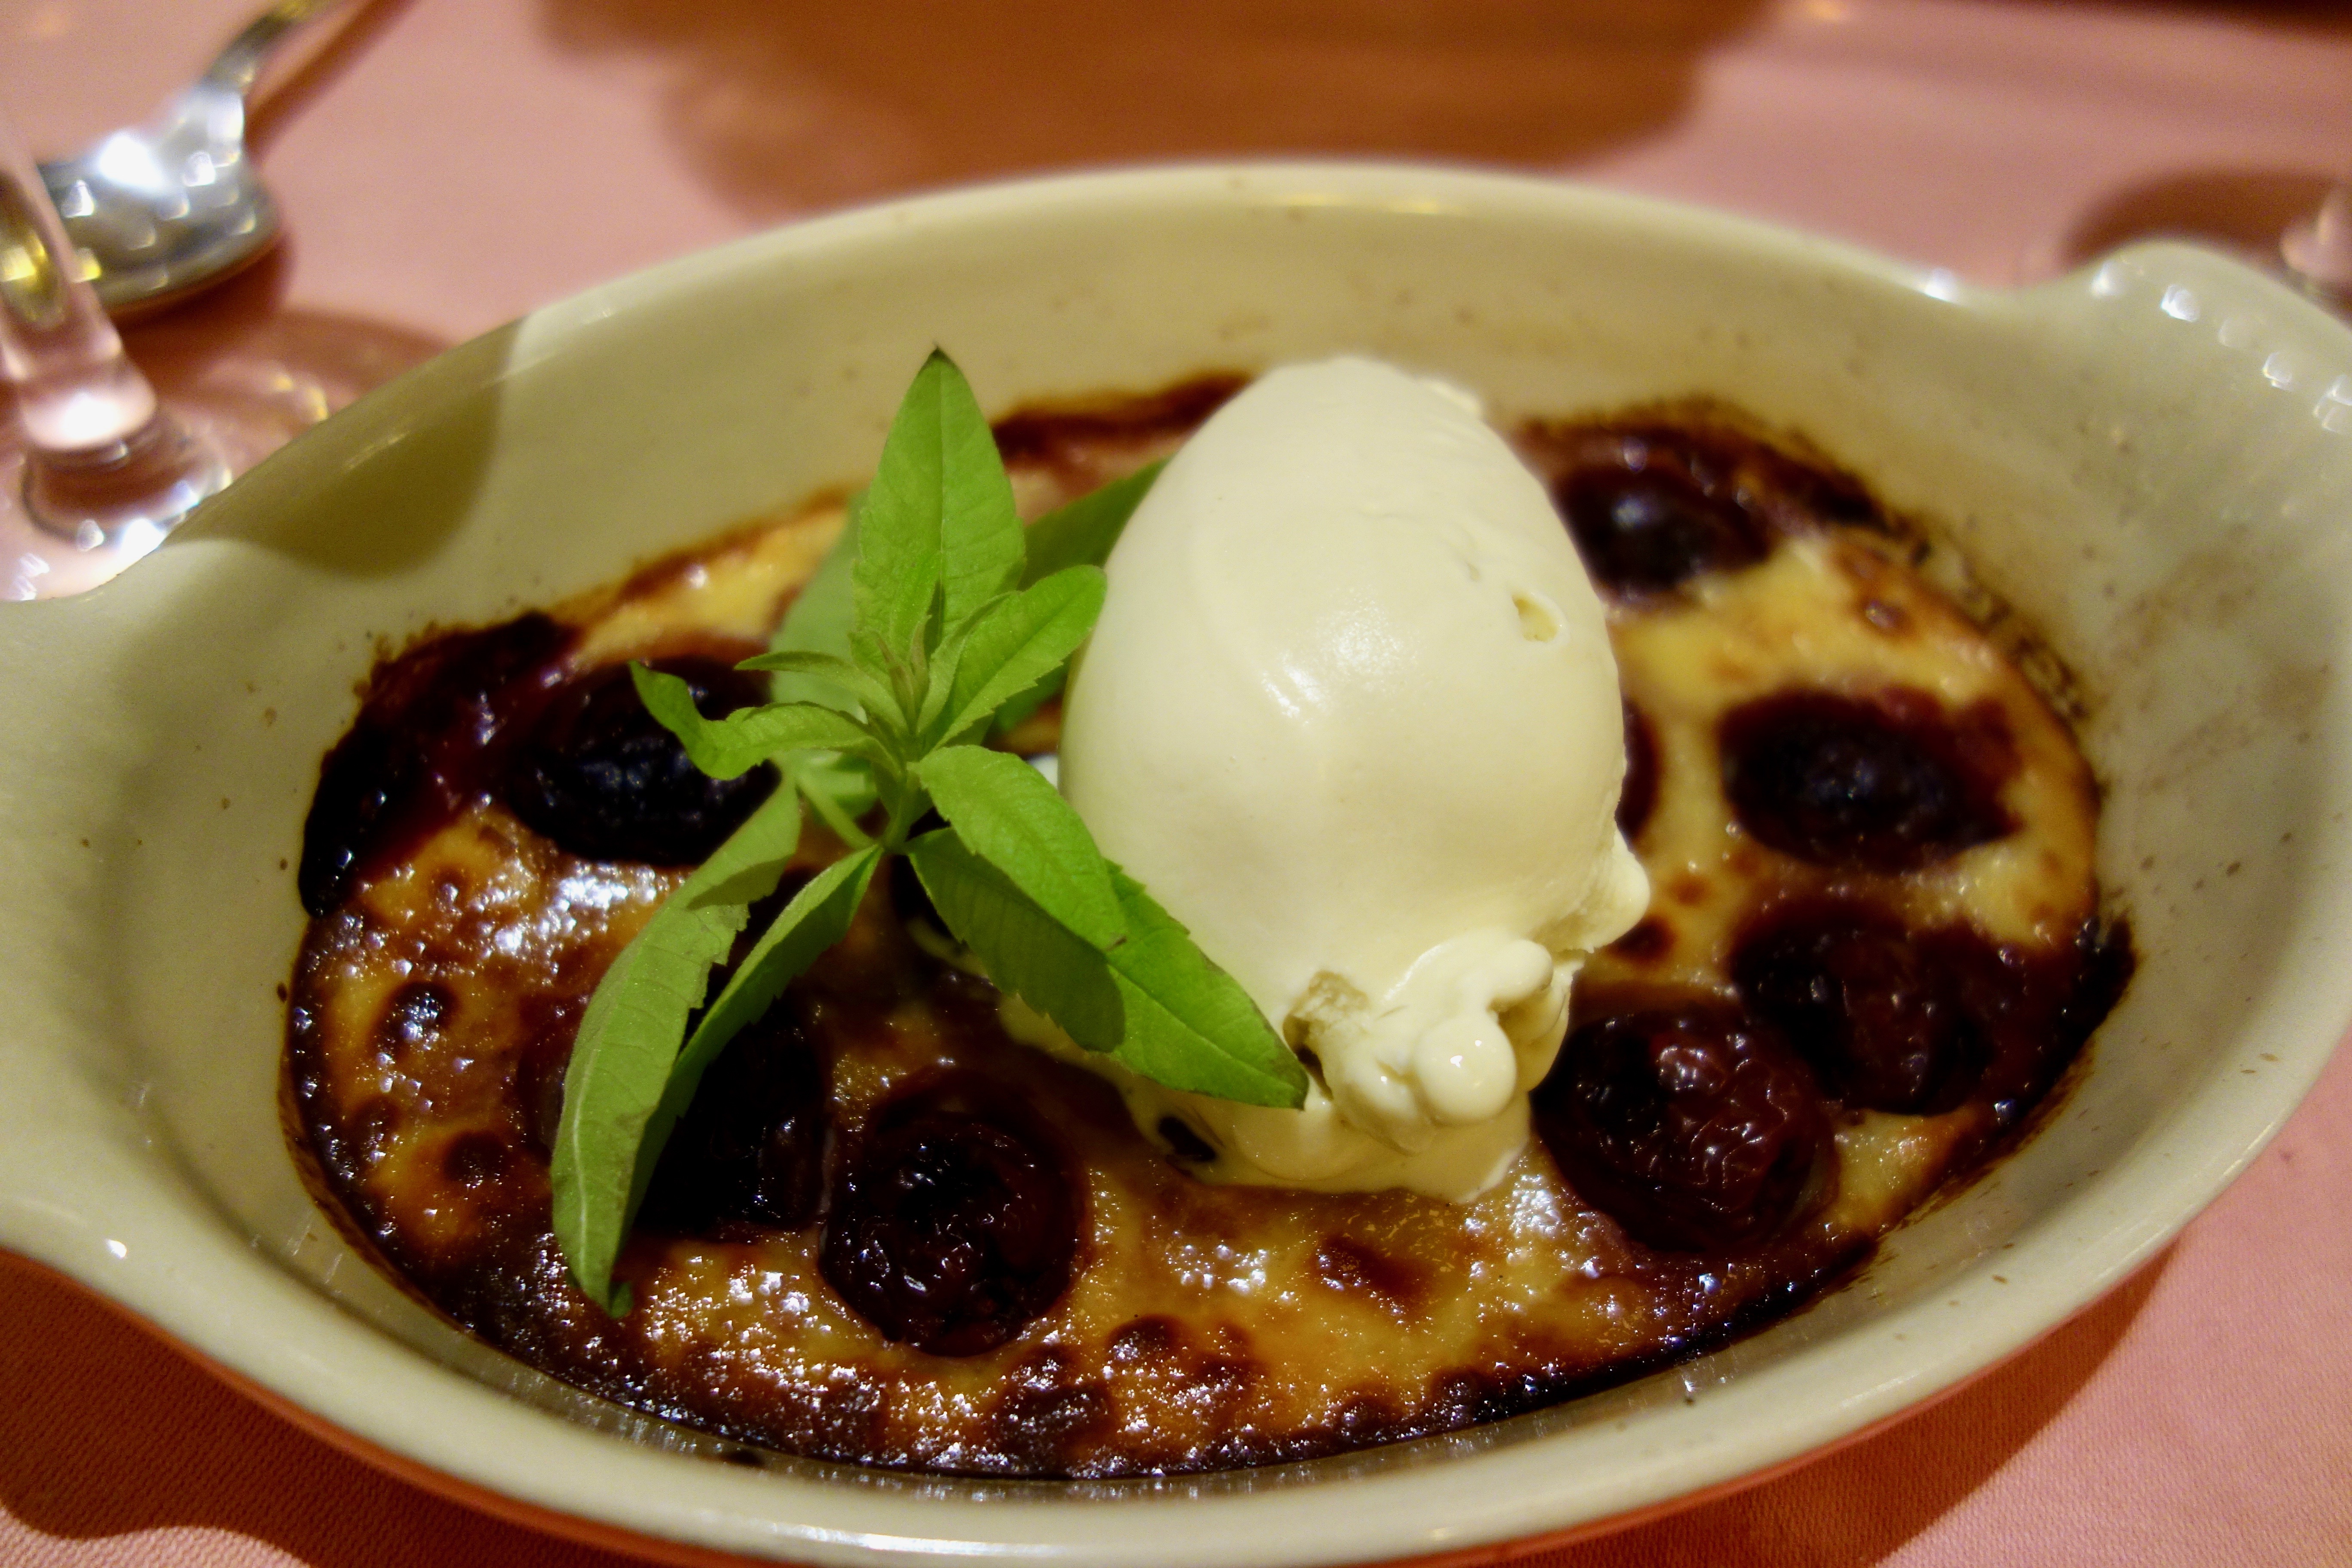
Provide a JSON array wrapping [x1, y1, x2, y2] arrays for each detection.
[[1051, 356, 1648, 1200]]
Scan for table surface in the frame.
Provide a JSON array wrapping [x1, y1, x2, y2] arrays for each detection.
[[3, 1, 2349, 1564]]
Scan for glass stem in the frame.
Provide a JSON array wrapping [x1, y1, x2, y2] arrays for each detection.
[[0, 104, 224, 542], [2283, 180, 2352, 309]]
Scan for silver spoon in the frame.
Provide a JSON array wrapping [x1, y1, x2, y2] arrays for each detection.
[[36, 0, 343, 317]]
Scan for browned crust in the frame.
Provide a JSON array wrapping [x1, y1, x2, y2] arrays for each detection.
[[280, 388, 2128, 1478]]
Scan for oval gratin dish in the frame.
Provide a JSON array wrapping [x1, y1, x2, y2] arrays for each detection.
[[0, 164, 2349, 1566]]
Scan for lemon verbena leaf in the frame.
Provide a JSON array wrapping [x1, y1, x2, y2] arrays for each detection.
[[1019, 458, 1162, 586], [937, 567, 1105, 744], [916, 745, 1123, 948], [1098, 864, 1307, 1107], [906, 829, 1124, 1050], [736, 649, 906, 739], [617, 845, 885, 1224], [549, 787, 803, 1316], [633, 664, 878, 778], [852, 350, 1021, 660]]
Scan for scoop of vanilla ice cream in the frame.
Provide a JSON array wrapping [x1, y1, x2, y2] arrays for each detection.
[[1054, 356, 1648, 1201]]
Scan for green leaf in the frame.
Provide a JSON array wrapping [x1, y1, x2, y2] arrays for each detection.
[[1099, 865, 1308, 1108], [735, 505, 889, 840], [935, 567, 1105, 744], [736, 649, 904, 736], [850, 620, 934, 732], [910, 589, 1003, 741], [763, 496, 863, 710], [987, 668, 1064, 739], [1020, 458, 1163, 586], [909, 834, 1304, 1107], [684, 845, 881, 1064], [550, 788, 804, 1316], [852, 350, 1021, 659], [620, 845, 885, 1225], [917, 745, 1124, 948], [633, 664, 878, 778], [788, 752, 878, 845], [976, 463, 1161, 736], [906, 829, 1123, 1050]]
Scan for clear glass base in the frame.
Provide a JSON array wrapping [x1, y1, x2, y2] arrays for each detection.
[[0, 305, 445, 600], [0, 387, 297, 600]]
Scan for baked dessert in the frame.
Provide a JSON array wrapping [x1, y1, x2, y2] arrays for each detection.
[[284, 374, 2128, 1476]]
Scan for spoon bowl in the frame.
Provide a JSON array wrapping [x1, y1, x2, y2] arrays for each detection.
[[41, 82, 279, 318], [36, 0, 335, 317]]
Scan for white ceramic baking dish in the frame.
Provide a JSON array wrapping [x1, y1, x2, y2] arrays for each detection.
[[0, 164, 2347, 1566]]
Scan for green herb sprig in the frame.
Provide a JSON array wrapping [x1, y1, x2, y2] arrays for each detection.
[[550, 351, 1306, 1316]]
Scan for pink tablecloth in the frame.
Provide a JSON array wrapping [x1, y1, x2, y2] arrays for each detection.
[[3, 2, 2349, 1563]]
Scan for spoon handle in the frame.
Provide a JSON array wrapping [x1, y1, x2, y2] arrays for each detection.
[[200, 0, 346, 100]]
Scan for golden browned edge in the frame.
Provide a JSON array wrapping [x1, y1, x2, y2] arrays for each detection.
[[1541, 395, 2096, 728], [276, 1037, 452, 1324], [1526, 399, 2126, 1212], [272, 387, 2127, 1495], [3, 1237, 2102, 1568], [1584, 400, 2118, 1227], [331, 498, 860, 716]]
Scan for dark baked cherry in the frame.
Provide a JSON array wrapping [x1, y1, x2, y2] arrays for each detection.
[[638, 1007, 829, 1234], [819, 1074, 1079, 1357], [1718, 688, 2016, 872], [1619, 700, 1660, 840], [299, 613, 570, 915], [1555, 465, 1767, 595], [1933, 919, 2134, 1123], [1732, 900, 1983, 1113], [300, 725, 418, 917], [1534, 1005, 1832, 1252], [503, 656, 777, 865]]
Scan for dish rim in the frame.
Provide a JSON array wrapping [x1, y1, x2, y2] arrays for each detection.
[[0, 159, 2348, 1566]]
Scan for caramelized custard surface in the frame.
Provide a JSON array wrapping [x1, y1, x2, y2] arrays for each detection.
[[286, 386, 2126, 1476]]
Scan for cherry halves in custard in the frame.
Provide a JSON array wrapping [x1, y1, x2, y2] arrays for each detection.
[[1534, 1004, 1833, 1253], [637, 1009, 831, 1235], [1732, 898, 1986, 1114], [503, 655, 777, 866], [1718, 686, 2016, 873], [818, 1074, 1081, 1357]]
